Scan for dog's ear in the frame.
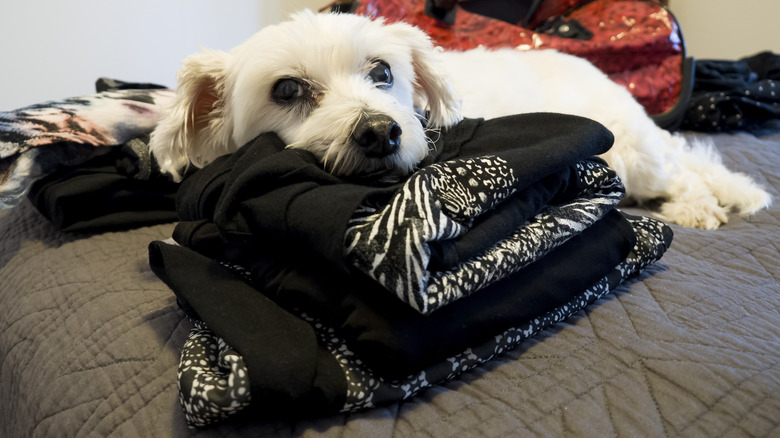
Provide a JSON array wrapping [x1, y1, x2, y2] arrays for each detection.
[[386, 21, 463, 129], [150, 49, 232, 181]]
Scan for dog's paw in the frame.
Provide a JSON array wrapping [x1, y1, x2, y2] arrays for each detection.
[[708, 172, 773, 216], [731, 185, 772, 216], [657, 197, 729, 230]]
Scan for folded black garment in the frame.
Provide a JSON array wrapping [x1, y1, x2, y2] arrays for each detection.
[[148, 241, 346, 425], [240, 209, 634, 379], [173, 195, 632, 379], [174, 114, 614, 272], [167, 113, 625, 377], [149, 213, 672, 427], [150, 113, 676, 427], [27, 136, 179, 232], [173, 165, 631, 378]]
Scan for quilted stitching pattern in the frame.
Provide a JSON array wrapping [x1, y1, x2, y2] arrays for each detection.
[[0, 203, 188, 437], [1, 132, 778, 437]]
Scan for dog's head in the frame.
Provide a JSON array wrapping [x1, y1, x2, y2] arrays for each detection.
[[150, 10, 462, 181]]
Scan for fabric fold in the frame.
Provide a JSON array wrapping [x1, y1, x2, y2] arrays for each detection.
[[148, 240, 347, 426], [27, 136, 179, 232], [174, 114, 617, 308]]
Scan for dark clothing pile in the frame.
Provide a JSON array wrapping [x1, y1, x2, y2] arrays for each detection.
[[148, 113, 673, 427], [27, 135, 178, 232], [683, 51, 780, 134]]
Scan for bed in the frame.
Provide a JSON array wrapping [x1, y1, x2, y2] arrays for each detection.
[[1, 87, 779, 437]]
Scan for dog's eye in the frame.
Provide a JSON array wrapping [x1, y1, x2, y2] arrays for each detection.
[[272, 78, 305, 102], [368, 60, 393, 88]]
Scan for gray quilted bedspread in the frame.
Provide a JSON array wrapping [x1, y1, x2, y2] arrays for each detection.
[[1, 132, 778, 437]]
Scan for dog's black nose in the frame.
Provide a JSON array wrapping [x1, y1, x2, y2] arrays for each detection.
[[352, 114, 402, 158]]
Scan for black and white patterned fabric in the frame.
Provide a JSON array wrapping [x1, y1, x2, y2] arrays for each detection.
[[178, 320, 252, 428], [682, 52, 780, 134], [177, 213, 671, 426], [0, 82, 174, 208], [345, 157, 624, 314]]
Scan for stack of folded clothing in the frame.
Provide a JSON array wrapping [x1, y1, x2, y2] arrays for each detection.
[[148, 113, 673, 427]]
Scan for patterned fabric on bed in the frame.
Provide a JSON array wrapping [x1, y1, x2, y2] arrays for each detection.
[[0, 84, 174, 209], [682, 52, 780, 134]]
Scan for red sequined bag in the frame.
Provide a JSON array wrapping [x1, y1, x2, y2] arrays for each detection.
[[331, 0, 693, 129]]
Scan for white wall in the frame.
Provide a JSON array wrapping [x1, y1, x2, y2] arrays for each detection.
[[278, 0, 333, 22], [260, 0, 330, 28], [0, 0, 329, 111], [667, 0, 780, 60]]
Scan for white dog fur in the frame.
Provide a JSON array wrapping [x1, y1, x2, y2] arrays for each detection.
[[150, 10, 771, 229]]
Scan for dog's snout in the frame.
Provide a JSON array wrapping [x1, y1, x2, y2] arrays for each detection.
[[352, 114, 402, 158]]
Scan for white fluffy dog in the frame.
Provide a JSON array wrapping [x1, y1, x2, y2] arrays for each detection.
[[150, 10, 770, 229]]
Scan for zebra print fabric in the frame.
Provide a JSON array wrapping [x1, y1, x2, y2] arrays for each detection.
[[345, 156, 625, 314]]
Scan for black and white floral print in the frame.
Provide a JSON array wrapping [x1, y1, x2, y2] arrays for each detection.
[[178, 320, 252, 428], [177, 214, 671, 428], [344, 157, 624, 314]]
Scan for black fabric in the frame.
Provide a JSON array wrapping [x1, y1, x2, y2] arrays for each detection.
[[344, 209, 634, 377], [169, 113, 622, 378], [95, 77, 168, 93], [148, 241, 347, 416], [175, 114, 614, 272], [157, 211, 672, 428], [234, 209, 634, 378], [165, 197, 634, 381], [682, 51, 780, 134], [744, 51, 780, 81], [456, 0, 544, 27], [27, 137, 179, 232], [430, 114, 613, 169], [175, 132, 382, 273]]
